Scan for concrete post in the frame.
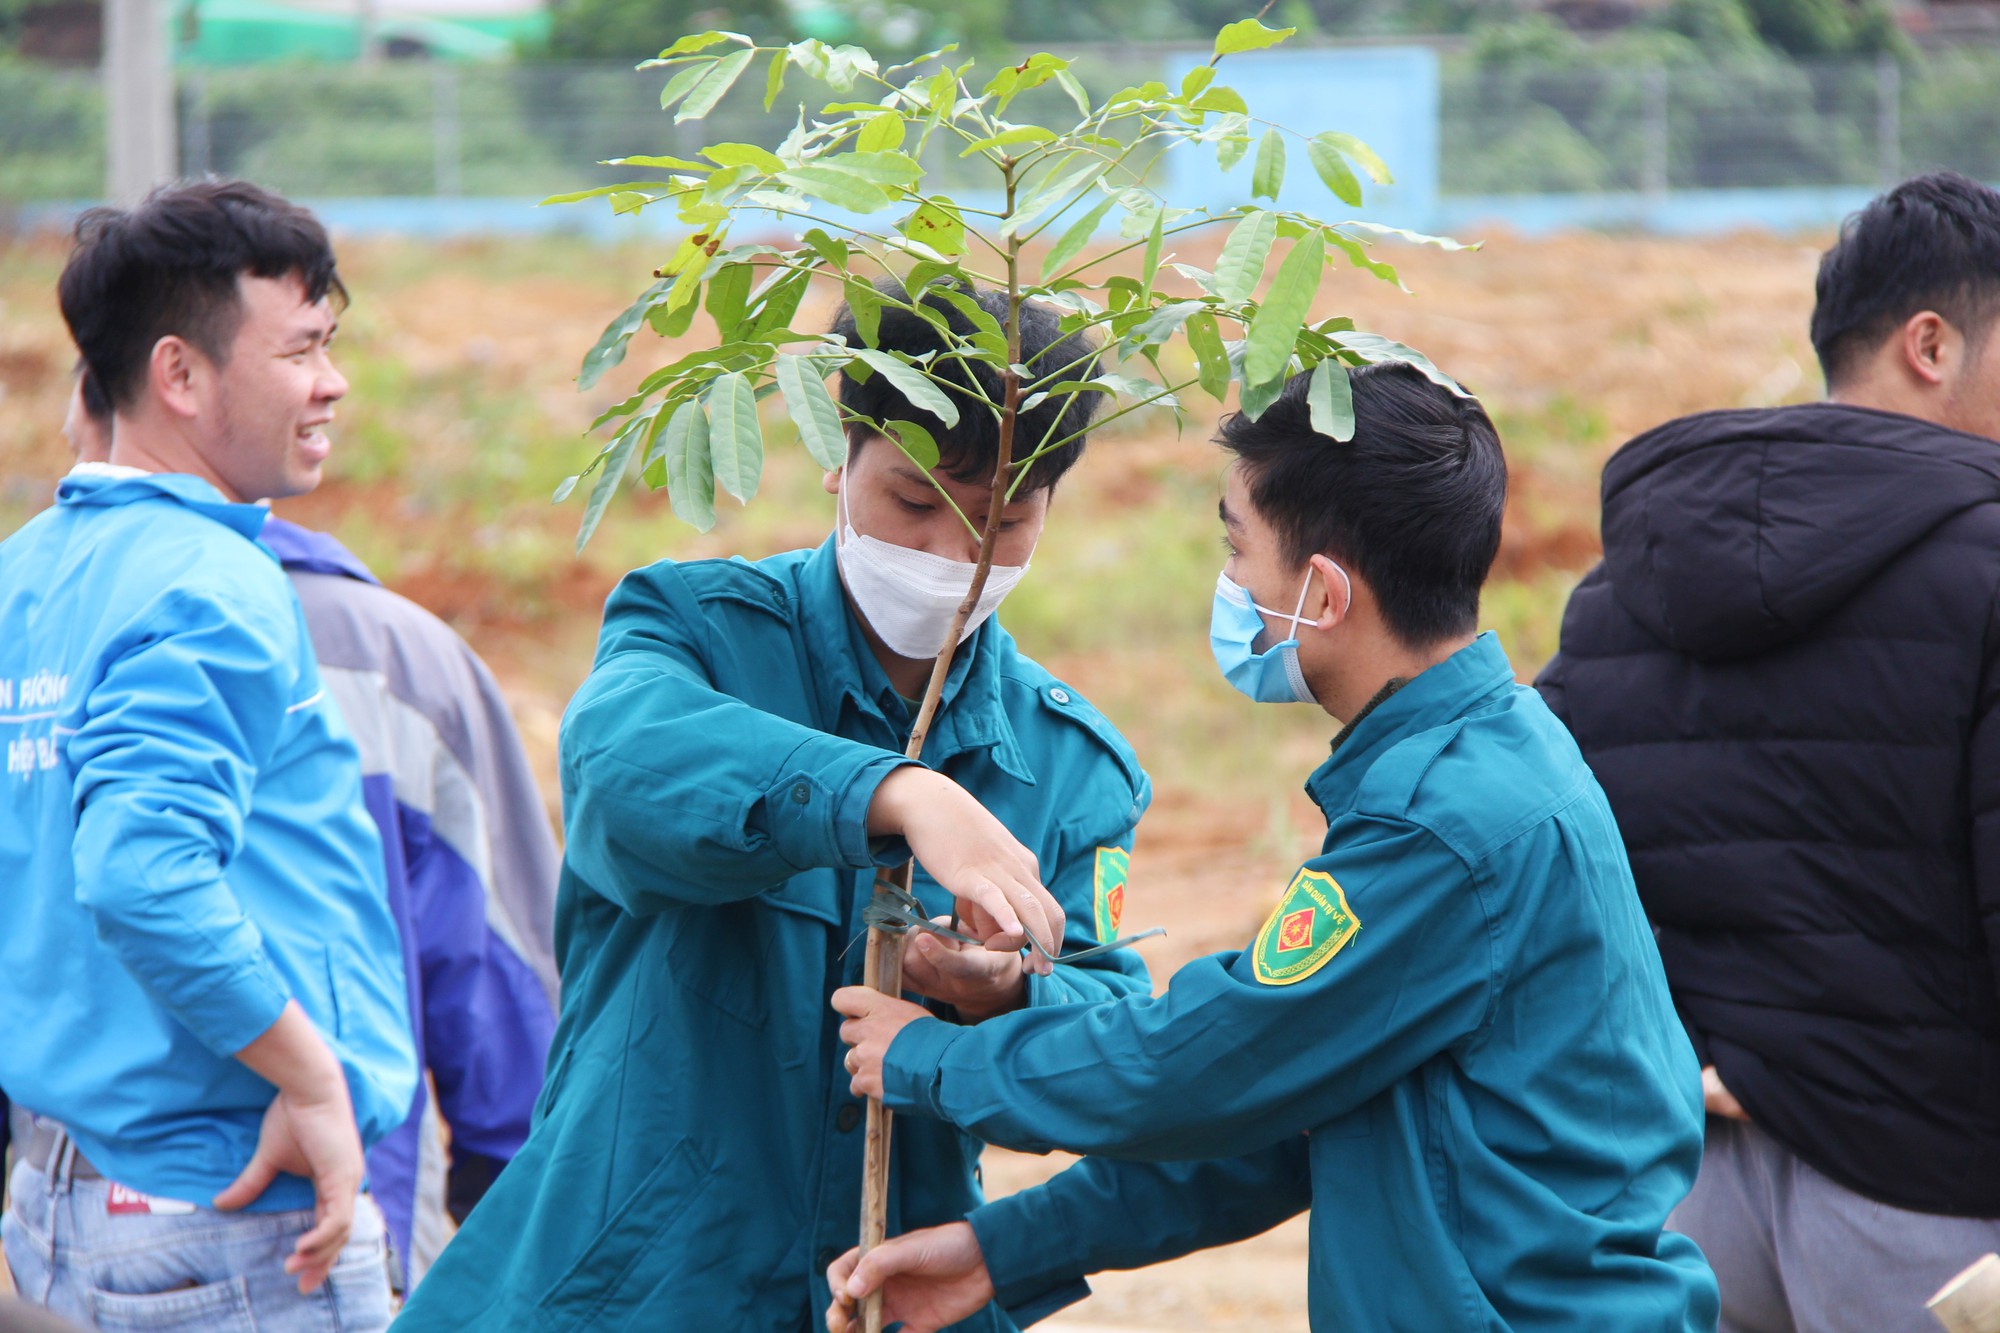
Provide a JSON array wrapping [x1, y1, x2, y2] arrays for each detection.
[[105, 0, 178, 205]]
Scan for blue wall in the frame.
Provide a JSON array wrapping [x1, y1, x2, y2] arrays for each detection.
[[1162, 46, 1442, 235]]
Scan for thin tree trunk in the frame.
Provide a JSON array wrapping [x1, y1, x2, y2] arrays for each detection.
[[858, 165, 1025, 1333]]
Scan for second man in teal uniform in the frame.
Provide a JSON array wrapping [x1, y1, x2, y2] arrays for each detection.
[[397, 286, 1152, 1331], [832, 363, 1720, 1333]]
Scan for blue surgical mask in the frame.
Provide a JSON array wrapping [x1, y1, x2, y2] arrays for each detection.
[[1209, 565, 1349, 705]]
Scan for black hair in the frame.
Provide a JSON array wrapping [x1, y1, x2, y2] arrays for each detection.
[[1811, 172, 2000, 387], [75, 360, 111, 424], [1220, 361, 1507, 649], [830, 279, 1105, 493], [58, 177, 346, 412]]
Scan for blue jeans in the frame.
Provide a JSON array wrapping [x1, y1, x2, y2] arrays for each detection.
[[2, 1149, 392, 1332]]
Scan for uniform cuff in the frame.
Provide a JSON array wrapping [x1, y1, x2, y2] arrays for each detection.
[[179, 951, 292, 1057], [880, 1014, 964, 1118], [765, 738, 912, 871], [969, 1195, 1092, 1325]]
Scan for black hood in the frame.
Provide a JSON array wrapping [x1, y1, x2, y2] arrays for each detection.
[[1599, 402, 2000, 661]]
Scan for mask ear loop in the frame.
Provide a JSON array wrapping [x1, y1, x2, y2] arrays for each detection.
[[1314, 560, 1353, 631]]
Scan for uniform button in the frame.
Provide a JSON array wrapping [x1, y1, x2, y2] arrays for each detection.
[[816, 1247, 840, 1274], [1048, 686, 1071, 705], [791, 781, 811, 804], [836, 1103, 862, 1133]]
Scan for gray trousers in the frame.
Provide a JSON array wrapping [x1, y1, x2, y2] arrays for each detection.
[[1670, 1117, 2000, 1333]]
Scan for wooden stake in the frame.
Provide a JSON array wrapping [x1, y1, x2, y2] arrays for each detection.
[[858, 170, 1027, 1333]]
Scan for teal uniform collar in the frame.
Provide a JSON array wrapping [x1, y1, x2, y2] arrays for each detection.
[[800, 536, 1034, 784], [55, 468, 272, 546], [1304, 631, 1515, 815]]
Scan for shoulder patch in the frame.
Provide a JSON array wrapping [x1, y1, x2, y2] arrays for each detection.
[[1251, 868, 1361, 986], [1093, 845, 1130, 942]]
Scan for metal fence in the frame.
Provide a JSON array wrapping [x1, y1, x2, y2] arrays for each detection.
[[5, 51, 2000, 205], [1441, 54, 2000, 193]]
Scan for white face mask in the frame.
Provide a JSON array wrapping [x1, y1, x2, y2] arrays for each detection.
[[834, 476, 1031, 660]]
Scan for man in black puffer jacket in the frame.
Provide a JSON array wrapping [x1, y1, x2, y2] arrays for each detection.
[[1539, 171, 2000, 1333]]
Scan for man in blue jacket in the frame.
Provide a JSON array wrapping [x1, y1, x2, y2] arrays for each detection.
[[0, 181, 416, 1329], [61, 374, 560, 1291], [831, 363, 1719, 1332], [398, 285, 1152, 1331]]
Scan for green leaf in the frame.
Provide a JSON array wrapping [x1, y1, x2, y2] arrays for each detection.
[[960, 125, 1058, 157], [1323, 230, 1399, 286], [928, 286, 1008, 360], [659, 61, 711, 114], [857, 112, 905, 153], [658, 402, 716, 532], [749, 267, 812, 342], [649, 296, 698, 339], [575, 411, 652, 552], [1122, 299, 1201, 354], [1192, 86, 1248, 116], [851, 349, 961, 426], [1217, 128, 1252, 173], [706, 371, 764, 502], [705, 261, 754, 336], [702, 142, 785, 173], [1335, 331, 1468, 396], [1137, 207, 1165, 306], [1339, 220, 1469, 250], [885, 418, 940, 469], [764, 49, 786, 110], [1305, 135, 1362, 207], [540, 180, 690, 206], [1180, 66, 1216, 100], [776, 353, 848, 469], [776, 164, 893, 213], [1307, 359, 1355, 441], [651, 30, 741, 60], [900, 198, 966, 257], [801, 228, 851, 269], [1042, 195, 1116, 277], [1244, 231, 1324, 388], [1055, 69, 1090, 118], [1213, 17, 1296, 57], [984, 52, 1068, 112], [552, 474, 580, 502], [604, 154, 706, 170], [1214, 210, 1276, 305], [677, 48, 755, 123], [1239, 365, 1287, 420], [1003, 161, 1107, 239], [579, 277, 671, 390], [609, 191, 648, 215], [665, 233, 717, 312], [836, 152, 924, 187], [1187, 309, 1230, 402], [1252, 129, 1285, 202], [1316, 130, 1392, 185], [842, 278, 883, 347]]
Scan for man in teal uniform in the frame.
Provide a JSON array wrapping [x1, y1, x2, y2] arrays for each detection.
[[396, 287, 1151, 1331], [831, 363, 1720, 1333]]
